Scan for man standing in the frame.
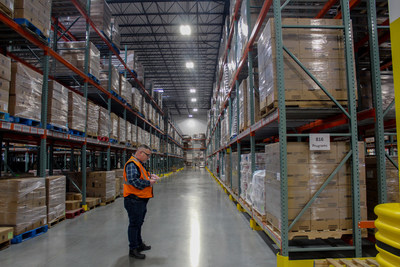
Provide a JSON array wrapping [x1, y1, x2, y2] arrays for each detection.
[[123, 144, 160, 259]]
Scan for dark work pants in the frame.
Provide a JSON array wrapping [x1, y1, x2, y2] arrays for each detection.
[[124, 196, 149, 250]]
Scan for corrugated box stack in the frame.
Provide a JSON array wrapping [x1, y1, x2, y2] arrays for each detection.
[[231, 152, 239, 194], [0, 178, 47, 235], [87, 171, 116, 202], [131, 124, 137, 145], [100, 64, 119, 94], [47, 81, 68, 130], [98, 106, 110, 137], [65, 192, 81, 210], [120, 75, 132, 106], [14, 0, 51, 37], [366, 156, 399, 220], [118, 117, 126, 143], [46, 176, 66, 223], [9, 62, 42, 121], [110, 113, 118, 140], [240, 154, 251, 201], [0, 0, 14, 17], [0, 226, 13, 245], [137, 127, 142, 145], [114, 169, 124, 196], [264, 141, 367, 238], [258, 18, 352, 113], [87, 101, 99, 136], [127, 123, 132, 144], [57, 41, 101, 79], [0, 54, 11, 113], [68, 91, 86, 132], [132, 87, 142, 111]]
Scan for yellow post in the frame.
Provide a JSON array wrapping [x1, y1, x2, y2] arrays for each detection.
[[390, 1, 400, 185], [82, 204, 88, 211]]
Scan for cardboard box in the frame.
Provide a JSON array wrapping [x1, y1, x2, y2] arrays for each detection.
[[0, 54, 11, 81], [65, 200, 81, 211], [311, 208, 340, 230], [0, 227, 13, 242], [287, 186, 310, 209], [287, 142, 309, 164], [338, 185, 367, 208], [310, 185, 339, 208], [287, 164, 310, 187]]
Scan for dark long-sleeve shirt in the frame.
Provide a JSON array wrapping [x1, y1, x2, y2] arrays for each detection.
[[126, 162, 150, 190]]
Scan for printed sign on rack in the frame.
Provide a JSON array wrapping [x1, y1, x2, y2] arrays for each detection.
[[310, 134, 330, 150]]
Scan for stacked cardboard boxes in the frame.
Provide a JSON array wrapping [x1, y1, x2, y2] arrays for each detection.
[[0, 54, 11, 113], [87, 171, 116, 202], [115, 169, 124, 196], [46, 176, 66, 223], [366, 156, 399, 220], [100, 64, 119, 94], [264, 141, 366, 235], [14, 0, 51, 37], [0, 0, 14, 17], [118, 117, 126, 143], [9, 62, 42, 121], [132, 88, 141, 111], [0, 178, 47, 235], [120, 75, 132, 106], [68, 91, 86, 132], [57, 41, 101, 79], [0, 227, 13, 245], [131, 124, 137, 145], [127, 123, 132, 143], [87, 101, 99, 136], [258, 18, 353, 112], [110, 113, 118, 140], [47, 81, 68, 130], [98, 106, 111, 137]]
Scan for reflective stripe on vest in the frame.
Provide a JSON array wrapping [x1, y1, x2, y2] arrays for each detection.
[[123, 156, 153, 198]]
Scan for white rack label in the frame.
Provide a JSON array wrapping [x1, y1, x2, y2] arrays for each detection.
[[310, 134, 330, 150]]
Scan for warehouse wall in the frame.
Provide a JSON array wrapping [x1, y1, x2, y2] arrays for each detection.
[[175, 115, 207, 136]]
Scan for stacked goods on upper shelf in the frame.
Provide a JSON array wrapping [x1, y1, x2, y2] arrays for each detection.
[[47, 81, 68, 130], [10, 62, 42, 121], [100, 63, 119, 95], [241, 153, 268, 204], [231, 152, 239, 194], [110, 112, 118, 140], [141, 98, 148, 119], [366, 156, 399, 220], [14, 0, 51, 38], [135, 61, 144, 83], [57, 42, 101, 79], [46, 176, 66, 223], [118, 117, 126, 143], [132, 87, 142, 112], [230, 96, 238, 139], [131, 123, 137, 145], [87, 171, 116, 203], [127, 123, 132, 144], [119, 75, 132, 106], [263, 141, 367, 238], [87, 101, 99, 136], [258, 18, 354, 114], [58, 0, 120, 49], [0, 0, 14, 17], [222, 152, 230, 184], [98, 106, 110, 138], [0, 178, 47, 235], [110, 18, 120, 49], [68, 91, 86, 132], [0, 54, 11, 113], [359, 71, 394, 111]]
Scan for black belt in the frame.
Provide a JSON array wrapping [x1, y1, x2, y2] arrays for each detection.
[[127, 194, 148, 201]]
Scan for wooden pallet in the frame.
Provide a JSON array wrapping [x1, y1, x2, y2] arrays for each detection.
[[66, 208, 85, 219], [314, 258, 379, 267], [11, 225, 48, 244], [0, 240, 10, 251], [288, 229, 353, 240], [100, 197, 116, 206], [48, 215, 66, 228]]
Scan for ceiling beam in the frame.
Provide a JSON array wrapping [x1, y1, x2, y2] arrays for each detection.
[[113, 11, 224, 16], [107, 0, 224, 3], [119, 23, 223, 27], [121, 33, 220, 37]]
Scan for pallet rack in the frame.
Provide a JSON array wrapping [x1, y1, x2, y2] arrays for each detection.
[[0, 0, 184, 208], [206, 0, 394, 263]]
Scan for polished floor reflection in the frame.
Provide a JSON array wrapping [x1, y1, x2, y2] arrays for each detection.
[[0, 168, 277, 267]]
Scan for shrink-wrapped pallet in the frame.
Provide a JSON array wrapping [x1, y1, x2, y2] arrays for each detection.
[[132, 87, 141, 111], [87, 101, 99, 136], [136, 126, 142, 145], [0, 54, 11, 81], [110, 113, 118, 140], [47, 81, 68, 130], [119, 75, 132, 106], [0, 178, 47, 235], [0, 0, 14, 17], [98, 106, 111, 137], [131, 123, 137, 144], [14, 0, 51, 37], [57, 41, 100, 79], [127, 123, 132, 143], [118, 117, 126, 143], [46, 176, 66, 223], [87, 171, 116, 202], [100, 64, 119, 94], [9, 62, 42, 121], [68, 91, 86, 132], [0, 54, 11, 113]]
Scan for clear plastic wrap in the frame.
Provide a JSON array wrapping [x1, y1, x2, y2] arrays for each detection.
[[137, 127, 142, 145], [46, 176, 66, 223], [240, 154, 251, 200], [98, 106, 111, 137], [10, 62, 42, 121], [0, 178, 47, 235], [118, 117, 126, 143], [127, 123, 132, 143], [68, 91, 86, 132], [57, 41, 101, 79], [87, 171, 116, 202], [131, 124, 137, 143], [110, 112, 118, 140], [14, 0, 51, 37], [249, 170, 266, 215], [0, 53, 11, 81], [120, 76, 132, 106], [0, 0, 14, 13], [87, 101, 99, 136], [47, 81, 68, 129], [230, 97, 238, 138], [100, 64, 119, 94]]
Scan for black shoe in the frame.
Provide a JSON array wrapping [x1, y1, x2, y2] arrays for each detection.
[[129, 249, 146, 259], [138, 243, 151, 252]]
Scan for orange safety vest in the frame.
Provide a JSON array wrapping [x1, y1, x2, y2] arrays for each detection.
[[123, 156, 153, 198]]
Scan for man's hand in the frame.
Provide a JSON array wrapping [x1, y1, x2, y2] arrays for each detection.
[[149, 179, 157, 185], [151, 174, 160, 180]]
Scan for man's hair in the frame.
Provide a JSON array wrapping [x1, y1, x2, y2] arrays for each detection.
[[137, 144, 151, 151]]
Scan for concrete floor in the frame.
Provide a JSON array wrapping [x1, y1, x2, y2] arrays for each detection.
[[0, 168, 277, 267]]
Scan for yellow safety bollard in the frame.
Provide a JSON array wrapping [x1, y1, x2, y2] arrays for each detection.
[[375, 203, 400, 267]]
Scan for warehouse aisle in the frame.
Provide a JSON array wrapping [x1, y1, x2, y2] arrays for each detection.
[[0, 168, 276, 267]]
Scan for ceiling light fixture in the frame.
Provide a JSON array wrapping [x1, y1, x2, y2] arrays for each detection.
[[191, 98, 197, 102], [193, 108, 198, 112], [180, 25, 191, 35], [188, 114, 193, 118], [186, 61, 194, 69], [190, 88, 196, 93]]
